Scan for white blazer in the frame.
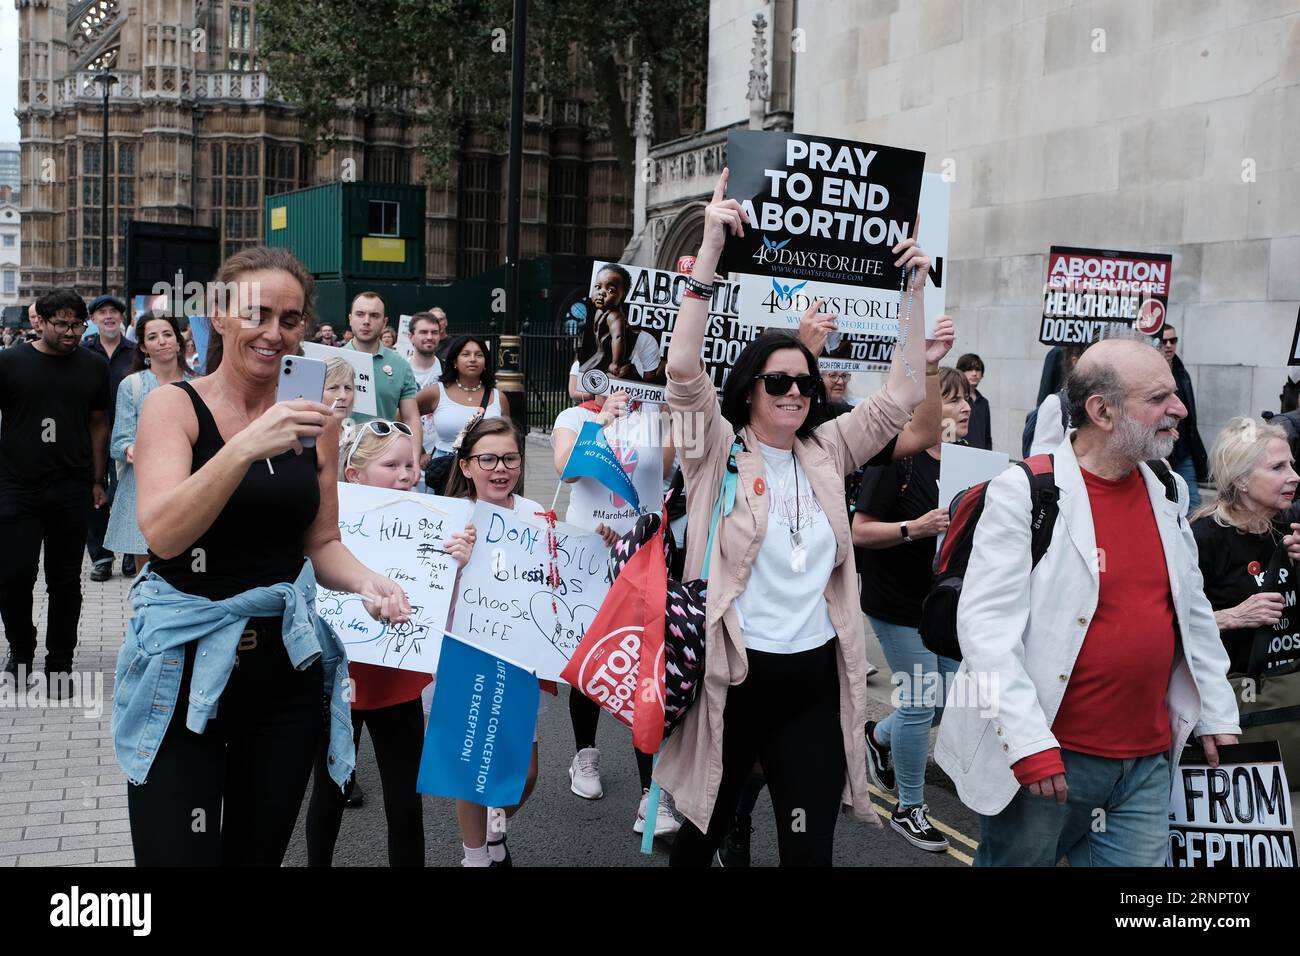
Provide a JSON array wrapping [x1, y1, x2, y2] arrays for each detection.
[[934, 432, 1241, 816]]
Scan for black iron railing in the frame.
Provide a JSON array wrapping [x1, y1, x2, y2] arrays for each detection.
[[521, 323, 580, 433]]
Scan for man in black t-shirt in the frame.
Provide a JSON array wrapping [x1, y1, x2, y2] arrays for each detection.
[[0, 290, 110, 694]]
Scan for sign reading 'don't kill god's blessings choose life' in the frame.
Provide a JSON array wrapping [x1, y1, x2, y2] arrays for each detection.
[[719, 129, 926, 339], [1039, 246, 1173, 346], [1168, 741, 1296, 868], [451, 501, 613, 683], [316, 484, 472, 674]]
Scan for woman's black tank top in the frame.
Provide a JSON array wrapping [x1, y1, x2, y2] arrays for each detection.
[[148, 381, 320, 600]]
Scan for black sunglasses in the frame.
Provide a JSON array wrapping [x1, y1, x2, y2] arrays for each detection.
[[1161, 336, 1178, 345], [753, 372, 820, 397]]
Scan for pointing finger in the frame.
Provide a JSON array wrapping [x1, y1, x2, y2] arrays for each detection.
[[712, 168, 729, 204]]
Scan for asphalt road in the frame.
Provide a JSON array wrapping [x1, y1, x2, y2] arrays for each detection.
[[282, 673, 981, 868], [282, 433, 983, 867]]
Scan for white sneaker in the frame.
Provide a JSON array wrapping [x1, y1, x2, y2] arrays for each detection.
[[634, 790, 682, 836], [568, 747, 603, 799]]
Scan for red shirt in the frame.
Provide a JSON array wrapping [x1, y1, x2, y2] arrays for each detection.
[[349, 661, 432, 712], [1050, 466, 1175, 758]]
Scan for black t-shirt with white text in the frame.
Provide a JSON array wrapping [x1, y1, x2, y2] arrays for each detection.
[[1192, 515, 1289, 674], [856, 450, 941, 627], [0, 342, 110, 486]]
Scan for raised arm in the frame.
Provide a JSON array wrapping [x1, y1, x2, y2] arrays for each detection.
[[884, 237, 930, 412], [891, 315, 954, 458], [665, 169, 746, 382]]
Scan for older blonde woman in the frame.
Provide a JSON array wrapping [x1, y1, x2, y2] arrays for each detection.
[[1191, 417, 1300, 784]]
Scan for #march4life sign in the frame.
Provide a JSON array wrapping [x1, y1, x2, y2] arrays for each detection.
[[720, 129, 925, 338], [1039, 246, 1173, 346], [1168, 741, 1296, 867]]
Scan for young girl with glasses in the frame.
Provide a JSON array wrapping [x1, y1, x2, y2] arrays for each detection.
[[304, 419, 476, 866], [442, 415, 547, 866]]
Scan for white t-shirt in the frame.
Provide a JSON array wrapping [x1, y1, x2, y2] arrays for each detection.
[[552, 404, 662, 536], [734, 442, 837, 655], [410, 358, 443, 455], [507, 492, 543, 518]]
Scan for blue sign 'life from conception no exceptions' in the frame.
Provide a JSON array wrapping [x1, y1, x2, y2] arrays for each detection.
[[560, 420, 641, 511], [416, 634, 540, 806]]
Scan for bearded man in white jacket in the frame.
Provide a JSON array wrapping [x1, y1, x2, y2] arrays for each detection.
[[936, 337, 1255, 866]]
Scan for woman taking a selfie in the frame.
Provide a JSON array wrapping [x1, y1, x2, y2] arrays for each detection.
[[114, 247, 410, 867]]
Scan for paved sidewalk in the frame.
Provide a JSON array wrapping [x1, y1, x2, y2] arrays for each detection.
[[0, 559, 134, 867]]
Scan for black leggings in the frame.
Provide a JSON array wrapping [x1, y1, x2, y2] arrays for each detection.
[[569, 687, 654, 790], [304, 697, 426, 867], [669, 640, 846, 867], [126, 620, 324, 866]]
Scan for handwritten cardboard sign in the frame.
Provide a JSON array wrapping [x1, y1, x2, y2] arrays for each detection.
[[451, 501, 613, 682], [317, 483, 471, 673]]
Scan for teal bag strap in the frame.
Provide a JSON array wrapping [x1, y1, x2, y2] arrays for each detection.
[[700, 439, 742, 582]]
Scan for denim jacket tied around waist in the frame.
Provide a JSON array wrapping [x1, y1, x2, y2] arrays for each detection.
[[111, 559, 355, 789]]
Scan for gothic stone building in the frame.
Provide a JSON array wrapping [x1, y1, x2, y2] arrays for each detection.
[[16, 0, 633, 299]]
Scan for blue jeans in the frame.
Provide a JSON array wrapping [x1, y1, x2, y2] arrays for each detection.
[[974, 749, 1170, 867], [1171, 454, 1201, 510], [867, 616, 961, 808]]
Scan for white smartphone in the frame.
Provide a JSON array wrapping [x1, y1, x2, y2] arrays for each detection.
[[276, 354, 328, 448]]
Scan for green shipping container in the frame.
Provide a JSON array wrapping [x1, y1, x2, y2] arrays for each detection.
[[264, 182, 425, 282]]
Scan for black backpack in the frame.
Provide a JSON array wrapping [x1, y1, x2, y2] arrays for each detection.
[[918, 454, 1179, 661], [1021, 386, 1070, 459]]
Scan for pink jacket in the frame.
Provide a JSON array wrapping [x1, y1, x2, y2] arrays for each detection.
[[655, 366, 914, 831]]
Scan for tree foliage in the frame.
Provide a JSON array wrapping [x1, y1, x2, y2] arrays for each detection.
[[257, 0, 708, 187]]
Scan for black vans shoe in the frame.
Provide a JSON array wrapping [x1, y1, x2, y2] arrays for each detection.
[[890, 803, 950, 853], [864, 720, 896, 794]]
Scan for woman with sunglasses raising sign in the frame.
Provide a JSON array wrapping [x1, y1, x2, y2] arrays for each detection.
[[305, 419, 475, 866], [660, 169, 931, 867]]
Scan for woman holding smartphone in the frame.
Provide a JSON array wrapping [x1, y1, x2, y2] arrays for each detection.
[[115, 246, 410, 866]]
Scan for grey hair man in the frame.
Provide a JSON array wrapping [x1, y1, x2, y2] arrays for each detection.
[[936, 337, 1243, 867]]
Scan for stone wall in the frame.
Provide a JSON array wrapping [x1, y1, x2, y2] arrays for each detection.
[[791, 0, 1300, 460]]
